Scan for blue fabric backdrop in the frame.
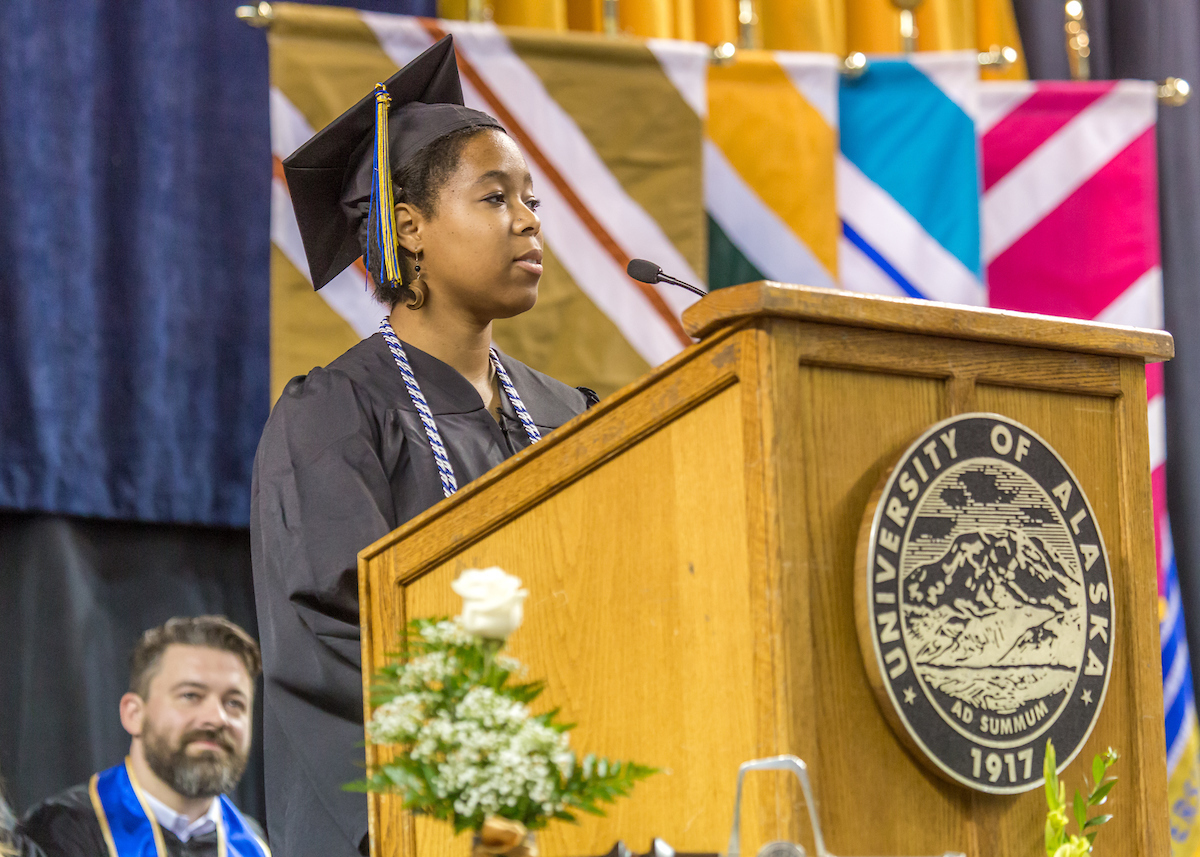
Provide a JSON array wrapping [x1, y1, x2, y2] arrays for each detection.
[[0, 0, 434, 527]]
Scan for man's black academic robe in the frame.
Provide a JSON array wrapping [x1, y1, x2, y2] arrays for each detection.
[[250, 334, 590, 857], [18, 784, 263, 857]]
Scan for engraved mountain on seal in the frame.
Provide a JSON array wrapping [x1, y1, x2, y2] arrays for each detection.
[[902, 528, 1086, 715]]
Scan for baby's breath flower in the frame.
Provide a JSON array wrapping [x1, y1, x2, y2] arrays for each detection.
[[456, 687, 529, 730], [553, 751, 575, 777], [495, 655, 525, 675], [399, 651, 458, 692], [367, 694, 427, 744], [420, 619, 475, 647]]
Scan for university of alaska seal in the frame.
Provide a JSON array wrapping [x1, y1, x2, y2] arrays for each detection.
[[855, 413, 1114, 795]]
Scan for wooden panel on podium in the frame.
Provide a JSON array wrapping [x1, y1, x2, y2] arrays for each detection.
[[359, 282, 1174, 857]]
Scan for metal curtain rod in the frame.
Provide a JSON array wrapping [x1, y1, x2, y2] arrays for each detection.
[[233, 2, 1189, 106], [714, 44, 1020, 75], [715, 44, 1188, 105], [234, 2, 272, 26]]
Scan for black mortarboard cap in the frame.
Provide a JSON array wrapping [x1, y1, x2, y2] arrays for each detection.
[[282, 35, 502, 290]]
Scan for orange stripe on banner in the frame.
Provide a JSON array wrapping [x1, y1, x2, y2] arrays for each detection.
[[273, 154, 368, 280], [419, 19, 691, 347]]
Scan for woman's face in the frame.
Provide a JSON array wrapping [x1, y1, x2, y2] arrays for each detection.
[[413, 129, 542, 323]]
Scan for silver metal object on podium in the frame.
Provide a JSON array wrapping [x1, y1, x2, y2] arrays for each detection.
[[758, 842, 806, 857], [720, 755, 967, 857]]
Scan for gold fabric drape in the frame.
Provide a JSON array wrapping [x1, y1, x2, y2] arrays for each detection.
[[437, 0, 1025, 79], [841, 0, 1026, 78], [759, 0, 843, 53], [495, 0, 567, 29]]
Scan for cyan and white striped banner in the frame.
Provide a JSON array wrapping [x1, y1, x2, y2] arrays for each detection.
[[838, 52, 984, 306]]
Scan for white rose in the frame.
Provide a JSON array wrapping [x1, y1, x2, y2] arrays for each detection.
[[451, 568, 527, 639]]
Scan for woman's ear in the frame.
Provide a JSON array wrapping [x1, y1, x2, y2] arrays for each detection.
[[393, 202, 423, 255]]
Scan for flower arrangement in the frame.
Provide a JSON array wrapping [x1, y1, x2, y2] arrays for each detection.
[[352, 568, 657, 837], [1043, 739, 1119, 857]]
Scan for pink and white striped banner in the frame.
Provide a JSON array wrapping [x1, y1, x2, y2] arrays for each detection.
[[982, 80, 1161, 325], [981, 79, 1200, 855], [981, 78, 1166, 582], [981, 81, 1164, 562]]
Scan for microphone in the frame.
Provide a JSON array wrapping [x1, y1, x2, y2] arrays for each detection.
[[626, 258, 708, 298]]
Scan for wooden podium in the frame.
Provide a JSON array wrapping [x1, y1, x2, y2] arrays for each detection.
[[359, 282, 1174, 857]]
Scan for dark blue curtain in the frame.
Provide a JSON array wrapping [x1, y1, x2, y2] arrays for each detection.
[[0, 0, 271, 526], [0, 0, 434, 528], [0, 0, 434, 828]]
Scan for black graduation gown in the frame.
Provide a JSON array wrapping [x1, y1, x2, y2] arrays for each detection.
[[18, 783, 263, 857], [249, 334, 590, 857], [2, 830, 46, 857]]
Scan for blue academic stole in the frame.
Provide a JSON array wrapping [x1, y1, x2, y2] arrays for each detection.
[[88, 758, 270, 857]]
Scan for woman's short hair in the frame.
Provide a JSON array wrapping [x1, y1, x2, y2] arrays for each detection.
[[128, 615, 262, 698], [375, 125, 498, 308]]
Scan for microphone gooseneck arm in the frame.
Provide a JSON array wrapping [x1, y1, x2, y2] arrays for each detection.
[[625, 258, 708, 298], [656, 272, 708, 298]]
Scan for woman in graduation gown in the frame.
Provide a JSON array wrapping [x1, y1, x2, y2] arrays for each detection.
[[250, 36, 595, 857]]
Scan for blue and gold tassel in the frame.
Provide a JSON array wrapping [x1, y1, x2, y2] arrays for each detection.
[[367, 83, 403, 287]]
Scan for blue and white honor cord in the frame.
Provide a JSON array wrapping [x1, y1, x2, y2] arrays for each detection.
[[379, 318, 541, 499], [490, 350, 542, 445]]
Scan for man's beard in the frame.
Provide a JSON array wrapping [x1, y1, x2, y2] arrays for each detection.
[[142, 724, 248, 799]]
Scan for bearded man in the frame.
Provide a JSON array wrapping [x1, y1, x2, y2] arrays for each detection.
[[20, 616, 269, 857]]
